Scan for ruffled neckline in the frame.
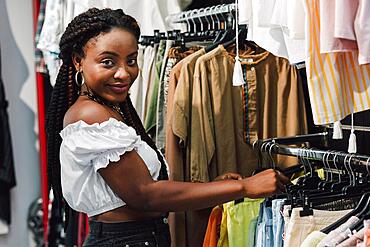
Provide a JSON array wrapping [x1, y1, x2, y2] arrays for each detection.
[[60, 118, 130, 138]]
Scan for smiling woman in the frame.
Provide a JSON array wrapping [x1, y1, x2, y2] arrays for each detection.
[[72, 28, 138, 105], [46, 7, 288, 247]]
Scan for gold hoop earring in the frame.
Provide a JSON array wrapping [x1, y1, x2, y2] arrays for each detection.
[[74, 71, 85, 87]]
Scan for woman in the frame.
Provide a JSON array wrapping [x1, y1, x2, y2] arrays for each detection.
[[46, 8, 289, 246]]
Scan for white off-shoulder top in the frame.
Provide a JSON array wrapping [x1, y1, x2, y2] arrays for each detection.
[[59, 118, 168, 217]]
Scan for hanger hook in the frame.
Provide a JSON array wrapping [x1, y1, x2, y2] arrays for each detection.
[[343, 152, 351, 183], [218, 4, 227, 30], [232, 2, 237, 29], [347, 154, 354, 185], [298, 147, 307, 175], [209, 6, 216, 30], [301, 147, 308, 175], [260, 142, 267, 166], [308, 148, 314, 177], [203, 7, 212, 31], [346, 154, 355, 186], [325, 150, 333, 182], [264, 142, 272, 168], [215, 5, 222, 30], [333, 152, 342, 183], [195, 9, 204, 33], [268, 141, 276, 169], [349, 154, 356, 186], [190, 9, 198, 33], [322, 151, 327, 180], [366, 157, 370, 175], [184, 11, 191, 32]]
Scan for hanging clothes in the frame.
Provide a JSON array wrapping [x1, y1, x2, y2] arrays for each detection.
[[238, 48, 308, 167], [302, 0, 370, 125], [166, 48, 206, 247], [34, 0, 48, 74], [156, 40, 175, 152], [0, 44, 16, 234], [129, 45, 145, 120], [189, 45, 259, 182], [224, 198, 262, 247], [283, 208, 351, 246], [171, 48, 212, 247], [239, 0, 306, 65], [144, 40, 166, 138], [82, 0, 183, 35], [355, 0, 370, 65], [37, 0, 86, 86], [319, 0, 358, 53], [202, 206, 223, 247]]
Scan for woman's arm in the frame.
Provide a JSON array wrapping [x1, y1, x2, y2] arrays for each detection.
[[98, 150, 288, 212]]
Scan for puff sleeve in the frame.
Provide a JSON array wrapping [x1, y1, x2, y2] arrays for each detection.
[[60, 118, 141, 172]]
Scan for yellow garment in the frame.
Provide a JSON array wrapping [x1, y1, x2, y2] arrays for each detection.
[[217, 199, 263, 247], [303, 0, 370, 125], [291, 169, 325, 185], [217, 205, 229, 247]]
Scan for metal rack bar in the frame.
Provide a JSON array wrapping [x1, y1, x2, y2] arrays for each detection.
[[323, 124, 370, 133], [254, 132, 370, 169], [256, 132, 329, 145]]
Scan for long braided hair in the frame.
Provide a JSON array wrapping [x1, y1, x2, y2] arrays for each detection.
[[46, 8, 168, 223]]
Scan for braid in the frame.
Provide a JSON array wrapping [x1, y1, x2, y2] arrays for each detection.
[[122, 97, 168, 180], [46, 8, 143, 224], [46, 62, 76, 212]]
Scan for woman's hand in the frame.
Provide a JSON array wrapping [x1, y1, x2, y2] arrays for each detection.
[[213, 172, 243, 181], [242, 169, 289, 199]]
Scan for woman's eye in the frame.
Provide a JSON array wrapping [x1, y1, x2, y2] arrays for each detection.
[[127, 58, 137, 66], [101, 59, 114, 66]]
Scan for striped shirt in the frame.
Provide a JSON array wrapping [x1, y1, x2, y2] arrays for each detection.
[[303, 0, 370, 125]]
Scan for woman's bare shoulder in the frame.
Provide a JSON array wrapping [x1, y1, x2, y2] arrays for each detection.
[[63, 99, 116, 128]]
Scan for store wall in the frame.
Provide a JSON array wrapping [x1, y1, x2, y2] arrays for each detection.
[[0, 0, 41, 246]]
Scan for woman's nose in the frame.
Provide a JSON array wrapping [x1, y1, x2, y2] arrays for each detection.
[[114, 66, 130, 80]]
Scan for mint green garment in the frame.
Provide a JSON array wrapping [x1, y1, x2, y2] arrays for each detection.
[[247, 217, 258, 247], [222, 198, 263, 247], [144, 40, 166, 137]]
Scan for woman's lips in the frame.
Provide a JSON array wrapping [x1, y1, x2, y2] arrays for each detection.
[[108, 83, 130, 93]]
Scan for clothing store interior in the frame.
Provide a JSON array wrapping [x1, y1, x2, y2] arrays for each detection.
[[1, 0, 370, 246]]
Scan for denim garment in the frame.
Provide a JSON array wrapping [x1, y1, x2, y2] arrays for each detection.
[[272, 199, 285, 247], [83, 217, 170, 247], [255, 201, 273, 247]]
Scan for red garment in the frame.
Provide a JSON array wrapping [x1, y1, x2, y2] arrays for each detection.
[[78, 213, 89, 247], [203, 206, 223, 247]]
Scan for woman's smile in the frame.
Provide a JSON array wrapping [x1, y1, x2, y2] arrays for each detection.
[[108, 82, 130, 94]]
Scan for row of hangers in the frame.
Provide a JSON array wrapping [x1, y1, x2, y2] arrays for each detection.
[[253, 132, 370, 233], [139, 4, 254, 53]]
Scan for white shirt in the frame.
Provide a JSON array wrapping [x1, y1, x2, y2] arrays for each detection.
[[59, 118, 168, 217], [355, 0, 370, 65]]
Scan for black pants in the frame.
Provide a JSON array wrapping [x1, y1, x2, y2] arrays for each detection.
[[83, 216, 171, 247]]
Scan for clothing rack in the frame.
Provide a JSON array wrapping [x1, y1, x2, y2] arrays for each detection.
[[141, 4, 240, 46], [254, 132, 370, 170], [167, 3, 235, 24]]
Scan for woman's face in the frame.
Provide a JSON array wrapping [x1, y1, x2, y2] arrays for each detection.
[[74, 27, 139, 104]]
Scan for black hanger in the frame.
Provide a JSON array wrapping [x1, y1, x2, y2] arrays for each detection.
[[316, 151, 335, 190], [318, 161, 370, 234], [321, 192, 370, 234], [305, 153, 365, 204], [222, 25, 248, 49], [205, 29, 234, 52]]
